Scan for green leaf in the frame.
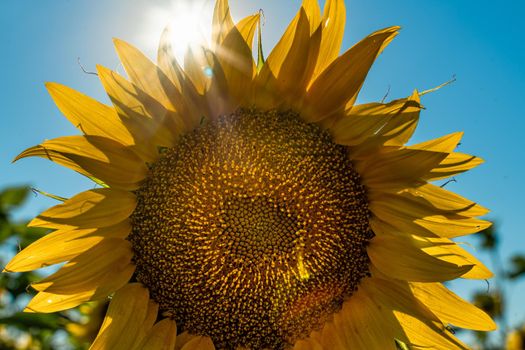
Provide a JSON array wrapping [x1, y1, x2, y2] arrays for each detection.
[[0, 312, 65, 331], [508, 254, 525, 280], [476, 225, 498, 250], [472, 290, 503, 319], [0, 186, 30, 211]]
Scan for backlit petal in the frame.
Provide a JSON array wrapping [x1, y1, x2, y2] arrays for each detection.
[[4, 226, 117, 272], [15, 135, 147, 190], [411, 282, 497, 331], [305, 26, 399, 122], [368, 234, 473, 282], [29, 188, 136, 229]]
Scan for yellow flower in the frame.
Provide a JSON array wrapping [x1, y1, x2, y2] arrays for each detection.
[[507, 327, 525, 350], [5, 0, 496, 349]]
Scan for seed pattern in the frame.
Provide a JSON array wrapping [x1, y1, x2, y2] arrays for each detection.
[[129, 109, 372, 350]]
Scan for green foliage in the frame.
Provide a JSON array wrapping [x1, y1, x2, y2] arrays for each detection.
[[0, 185, 96, 350], [470, 223, 525, 350], [473, 290, 504, 320], [508, 255, 525, 280], [477, 225, 498, 251]]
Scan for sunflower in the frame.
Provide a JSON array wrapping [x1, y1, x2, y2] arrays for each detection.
[[5, 0, 496, 349]]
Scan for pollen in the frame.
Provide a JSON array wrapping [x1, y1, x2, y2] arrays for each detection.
[[129, 109, 372, 350]]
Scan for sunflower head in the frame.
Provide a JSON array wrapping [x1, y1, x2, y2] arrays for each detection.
[[6, 0, 496, 349]]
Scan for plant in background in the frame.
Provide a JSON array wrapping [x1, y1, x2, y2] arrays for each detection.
[[4, 0, 496, 348], [468, 225, 525, 350], [0, 186, 104, 349]]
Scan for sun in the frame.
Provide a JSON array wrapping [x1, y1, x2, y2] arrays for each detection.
[[143, 0, 213, 64]]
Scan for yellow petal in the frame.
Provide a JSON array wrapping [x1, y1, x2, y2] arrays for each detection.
[[157, 26, 184, 91], [364, 241, 492, 350], [410, 132, 464, 153], [136, 319, 177, 350], [261, 9, 302, 79], [91, 283, 151, 350], [180, 336, 215, 350], [372, 183, 489, 217], [31, 238, 134, 294], [301, 0, 321, 34], [157, 28, 209, 129], [361, 277, 439, 323], [273, 9, 312, 106], [201, 14, 261, 115], [15, 135, 147, 191], [293, 338, 324, 350], [350, 276, 464, 349], [298, 25, 323, 101], [113, 38, 179, 113], [216, 16, 258, 107], [5, 220, 131, 272], [29, 188, 136, 229], [356, 148, 447, 191], [97, 65, 177, 158], [184, 47, 212, 95], [140, 301, 161, 338], [372, 90, 421, 147], [417, 236, 493, 279], [305, 26, 399, 122], [411, 282, 496, 331], [394, 311, 470, 350], [46, 83, 134, 146], [6, 238, 102, 273], [329, 92, 421, 147], [113, 40, 194, 136], [25, 290, 97, 313], [314, 320, 350, 349], [212, 0, 234, 47], [423, 152, 484, 181], [201, 51, 233, 117], [313, 0, 346, 77], [253, 8, 316, 109], [174, 332, 193, 350], [370, 196, 491, 238], [333, 290, 401, 349], [368, 234, 473, 282], [236, 14, 260, 52], [369, 183, 489, 219]]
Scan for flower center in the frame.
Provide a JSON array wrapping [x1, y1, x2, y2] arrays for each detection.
[[129, 109, 372, 350]]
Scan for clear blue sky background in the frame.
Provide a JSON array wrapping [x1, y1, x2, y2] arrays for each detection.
[[1, 0, 523, 345]]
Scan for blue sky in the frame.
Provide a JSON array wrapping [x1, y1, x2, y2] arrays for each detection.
[[1, 0, 523, 344]]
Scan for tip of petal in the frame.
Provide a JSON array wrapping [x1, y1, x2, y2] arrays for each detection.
[[12, 148, 31, 163], [30, 282, 49, 292], [410, 89, 421, 103], [27, 217, 44, 228], [486, 318, 498, 331]]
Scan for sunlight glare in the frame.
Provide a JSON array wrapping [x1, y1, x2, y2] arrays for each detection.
[[142, 0, 213, 65]]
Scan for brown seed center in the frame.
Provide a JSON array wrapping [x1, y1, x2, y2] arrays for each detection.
[[129, 109, 372, 350]]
